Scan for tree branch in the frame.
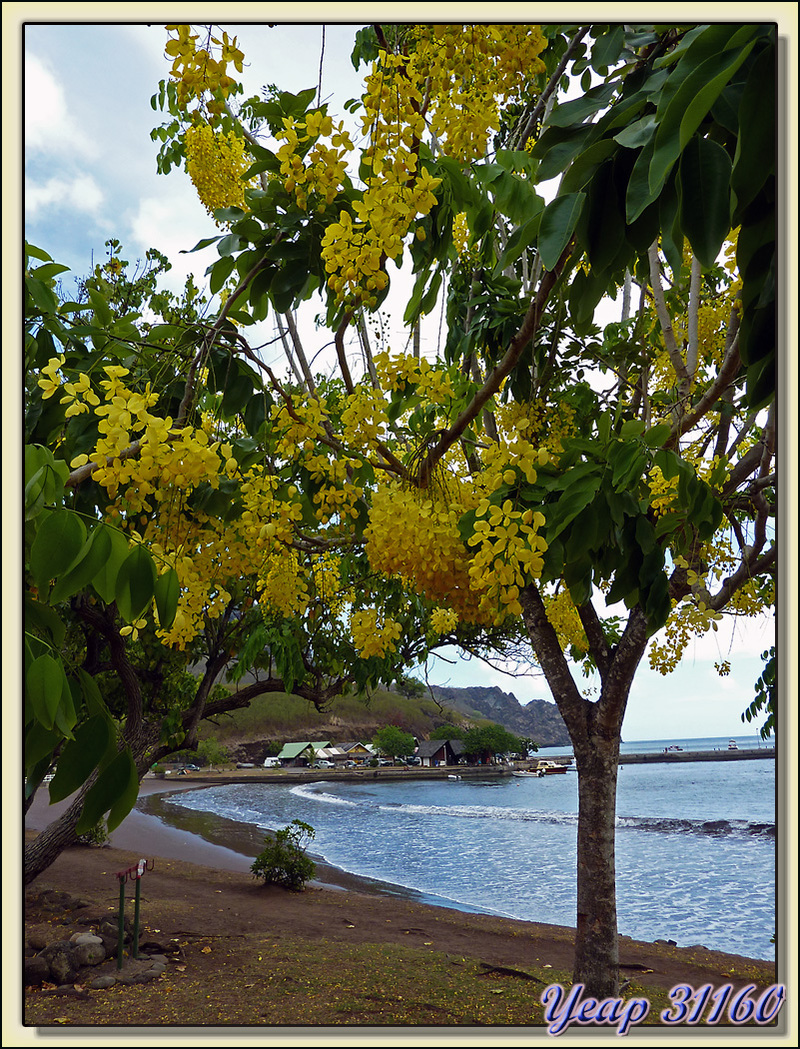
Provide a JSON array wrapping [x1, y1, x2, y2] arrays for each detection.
[[417, 243, 572, 486]]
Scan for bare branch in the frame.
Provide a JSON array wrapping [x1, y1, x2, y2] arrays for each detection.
[[648, 243, 689, 388], [510, 27, 589, 148]]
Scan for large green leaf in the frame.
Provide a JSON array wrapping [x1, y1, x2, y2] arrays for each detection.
[[537, 193, 585, 271], [649, 36, 756, 197], [30, 509, 86, 596], [91, 524, 131, 604], [49, 523, 113, 605], [678, 137, 732, 269], [545, 471, 602, 542], [26, 654, 68, 731], [76, 748, 139, 835], [730, 40, 775, 221], [48, 715, 114, 803], [154, 568, 180, 631], [25, 720, 65, 775], [115, 545, 157, 622]]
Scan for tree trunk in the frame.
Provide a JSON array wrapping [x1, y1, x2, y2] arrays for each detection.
[[24, 783, 94, 885], [24, 725, 158, 886], [572, 729, 621, 998]]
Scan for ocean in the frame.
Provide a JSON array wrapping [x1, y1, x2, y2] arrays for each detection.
[[158, 735, 778, 962]]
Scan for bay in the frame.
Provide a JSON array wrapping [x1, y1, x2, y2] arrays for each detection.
[[161, 735, 777, 961]]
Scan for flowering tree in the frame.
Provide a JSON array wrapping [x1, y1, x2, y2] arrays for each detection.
[[25, 23, 776, 997]]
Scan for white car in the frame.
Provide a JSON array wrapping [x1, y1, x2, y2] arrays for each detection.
[[263, 757, 281, 767]]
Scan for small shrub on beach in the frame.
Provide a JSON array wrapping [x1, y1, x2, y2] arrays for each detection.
[[251, 820, 316, 891]]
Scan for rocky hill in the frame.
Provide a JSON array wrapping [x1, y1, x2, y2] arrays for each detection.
[[429, 685, 570, 747]]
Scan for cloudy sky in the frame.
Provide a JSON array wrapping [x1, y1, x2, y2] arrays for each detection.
[[16, 13, 787, 741]]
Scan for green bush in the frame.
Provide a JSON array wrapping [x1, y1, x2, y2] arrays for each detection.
[[251, 820, 316, 891], [77, 819, 109, 847]]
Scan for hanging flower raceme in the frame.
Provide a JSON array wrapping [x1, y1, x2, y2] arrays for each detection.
[[184, 122, 252, 218]]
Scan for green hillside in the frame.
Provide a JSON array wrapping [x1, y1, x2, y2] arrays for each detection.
[[199, 686, 471, 761]]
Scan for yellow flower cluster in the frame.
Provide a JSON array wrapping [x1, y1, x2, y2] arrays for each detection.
[[257, 549, 309, 618], [271, 396, 330, 458], [365, 483, 485, 622], [467, 498, 547, 620], [38, 359, 261, 650], [411, 24, 548, 162], [306, 453, 363, 525], [165, 24, 244, 118], [275, 113, 355, 213], [340, 384, 390, 450], [240, 470, 305, 554], [38, 356, 101, 419], [349, 607, 403, 659], [373, 351, 458, 407], [543, 589, 589, 657], [429, 606, 459, 636], [184, 122, 252, 218], [648, 595, 724, 674], [647, 464, 680, 517], [311, 552, 345, 614], [317, 50, 441, 306]]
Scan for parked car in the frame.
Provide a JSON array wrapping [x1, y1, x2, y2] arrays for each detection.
[[263, 757, 281, 768], [313, 760, 335, 768], [181, 764, 200, 772], [236, 762, 255, 769]]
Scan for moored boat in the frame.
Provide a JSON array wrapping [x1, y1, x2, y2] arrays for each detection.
[[536, 760, 570, 775]]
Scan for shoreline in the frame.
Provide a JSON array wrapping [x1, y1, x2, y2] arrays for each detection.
[[25, 777, 502, 912], [25, 774, 775, 965]]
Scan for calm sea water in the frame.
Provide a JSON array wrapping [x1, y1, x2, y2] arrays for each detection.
[[163, 736, 777, 961]]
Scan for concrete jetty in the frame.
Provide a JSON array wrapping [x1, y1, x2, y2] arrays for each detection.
[[618, 747, 775, 765]]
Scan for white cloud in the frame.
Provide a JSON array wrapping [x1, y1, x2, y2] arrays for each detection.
[[25, 52, 98, 159], [128, 187, 219, 295], [25, 175, 105, 218]]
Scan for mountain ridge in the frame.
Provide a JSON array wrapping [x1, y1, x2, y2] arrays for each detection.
[[428, 684, 571, 747]]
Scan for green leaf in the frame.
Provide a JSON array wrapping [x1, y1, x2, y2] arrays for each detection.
[[209, 254, 236, 295], [76, 748, 139, 835], [538, 193, 585, 270], [545, 473, 602, 542], [25, 594, 67, 648], [87, 286, 113, 328], [26, 654, 68, 731], [49, 524, 113, 605], [613, 113, 657, 150], [549, 82, 616, 127], [91, 525, 131, 604], [678, 136, 732, 269], [115, 545, 157, 623], [30, 509, 87, 596], [26, 277, 59, 314], [25, 720, 65, 774], [154, 568, 180, 631], [620, 419, 646, 438], [643, 422, 672, 447], [649, 38, 756, 197], [731, 41, 775, 220], [49, 715, 114, 802]]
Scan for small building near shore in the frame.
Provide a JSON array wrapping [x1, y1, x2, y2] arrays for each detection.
[[277, 741, 330, 767], [417, 739, 465, 767]]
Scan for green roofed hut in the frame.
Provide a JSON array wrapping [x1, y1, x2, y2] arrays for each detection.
[[277, 742, 330, 767]]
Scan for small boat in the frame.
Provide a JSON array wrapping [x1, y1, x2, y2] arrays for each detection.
[[536, 760, 570, 775], [513, 769, 544, 778], [728, 739, 739, 751], [447, 773, 462, 780]]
